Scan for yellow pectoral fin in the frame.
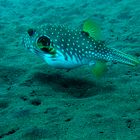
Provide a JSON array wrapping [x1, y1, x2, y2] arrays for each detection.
[[37, 43, 44, 49], [37, 43, 56, 55], [83, 19, 101, 40], [92, 61, 107, 78]]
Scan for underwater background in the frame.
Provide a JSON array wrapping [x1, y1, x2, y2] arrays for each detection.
[[0, 0, 140, 139]]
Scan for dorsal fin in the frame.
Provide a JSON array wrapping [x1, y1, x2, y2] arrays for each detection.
[[83, 19, 101, 40]]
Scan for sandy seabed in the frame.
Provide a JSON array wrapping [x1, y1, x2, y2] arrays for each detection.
[[0, 0, 140, 139]]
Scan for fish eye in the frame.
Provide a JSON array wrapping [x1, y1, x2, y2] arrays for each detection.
[[37, 36, 56, 55], [37, 36, 50, 47]]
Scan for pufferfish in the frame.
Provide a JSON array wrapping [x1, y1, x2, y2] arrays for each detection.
[[23, 20, 140, 77]]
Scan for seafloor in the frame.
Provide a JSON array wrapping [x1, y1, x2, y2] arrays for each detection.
[[0, 0, 140, 140]]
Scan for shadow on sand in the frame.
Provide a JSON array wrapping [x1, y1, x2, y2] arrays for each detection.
[[28, 72, 116, 98]]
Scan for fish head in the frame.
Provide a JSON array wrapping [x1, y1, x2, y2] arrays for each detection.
[[22, 25, 83, 68], [23, 25, 62, 56]]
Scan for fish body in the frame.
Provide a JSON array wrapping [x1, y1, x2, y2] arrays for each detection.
[[23, 21, 139, 75]]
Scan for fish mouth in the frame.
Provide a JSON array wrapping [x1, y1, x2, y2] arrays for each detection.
[[36, 35, 56, 55]]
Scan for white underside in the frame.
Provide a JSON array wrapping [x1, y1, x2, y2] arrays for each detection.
[[30, 48, 93, 69], [43, 52, 87, 69]]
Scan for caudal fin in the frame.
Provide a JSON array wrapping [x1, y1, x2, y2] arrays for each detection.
[[111, 48, 140, 66]]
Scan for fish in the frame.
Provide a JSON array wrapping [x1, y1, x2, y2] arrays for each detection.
[[23, 20, 140, 77]]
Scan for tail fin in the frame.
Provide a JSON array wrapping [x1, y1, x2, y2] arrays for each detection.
[[110, 48, 140, 66]]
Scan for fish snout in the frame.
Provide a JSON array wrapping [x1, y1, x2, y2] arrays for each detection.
[[27, 28, 35, 36]]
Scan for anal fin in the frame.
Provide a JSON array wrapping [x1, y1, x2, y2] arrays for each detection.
[[91, 61, 107, 78]]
